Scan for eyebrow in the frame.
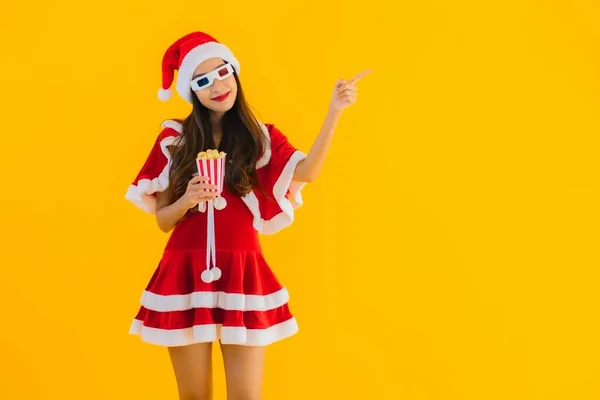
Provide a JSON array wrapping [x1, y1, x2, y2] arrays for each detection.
[[192, 63, 227, 80]]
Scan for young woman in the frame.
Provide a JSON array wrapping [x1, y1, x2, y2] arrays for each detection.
[[125, 31, 369, 400]]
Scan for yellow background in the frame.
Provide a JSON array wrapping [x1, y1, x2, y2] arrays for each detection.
[[1, 0, 599, 399]]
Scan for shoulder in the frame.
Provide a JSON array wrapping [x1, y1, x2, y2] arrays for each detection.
[[262, 123, 284, 139], [259, 123, 291, 150], [158, 119, 183, 140], [150, 119, 185, 151], [255, 122, 286, 169], [261, 122, 296, 151]]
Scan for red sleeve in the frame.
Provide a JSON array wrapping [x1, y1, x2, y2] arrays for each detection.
[[125, 124, 182, 213], [248, 124, 308, 234]]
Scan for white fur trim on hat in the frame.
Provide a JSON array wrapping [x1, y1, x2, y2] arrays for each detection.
[[175, 41, 240, 104]]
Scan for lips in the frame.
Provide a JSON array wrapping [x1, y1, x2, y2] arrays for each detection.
[[211, 92, 230, 102]]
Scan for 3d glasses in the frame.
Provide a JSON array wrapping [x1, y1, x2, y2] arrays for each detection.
[[190, 63, 235, 91]]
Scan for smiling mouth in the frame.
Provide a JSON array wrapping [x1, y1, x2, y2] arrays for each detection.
[[211, 92, 230, 102]]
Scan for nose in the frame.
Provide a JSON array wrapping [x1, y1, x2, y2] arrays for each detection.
[[211, 79, 226, 93]]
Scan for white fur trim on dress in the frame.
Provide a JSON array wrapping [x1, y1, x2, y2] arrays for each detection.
[[125, 121, 184, 213], [129, 317, 298, 347], [242, 150, 308, 235], [160, 119, 183, 132], [176, 42, 241, 104], [139, 287, 290, 312], [255, 122, 272, 170]]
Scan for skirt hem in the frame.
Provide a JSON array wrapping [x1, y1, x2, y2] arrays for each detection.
[[129, 316, 298, 347]]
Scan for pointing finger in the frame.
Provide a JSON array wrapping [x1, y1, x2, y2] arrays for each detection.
[[348, 69, 372, 84]]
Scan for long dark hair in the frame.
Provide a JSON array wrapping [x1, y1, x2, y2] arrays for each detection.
[[166, 71, 265, 206]]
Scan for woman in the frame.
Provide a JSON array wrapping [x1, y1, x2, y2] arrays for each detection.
[[125, 31, 369, 400]]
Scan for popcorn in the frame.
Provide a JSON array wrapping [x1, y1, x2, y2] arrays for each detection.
[[198, 149, 226, 160]]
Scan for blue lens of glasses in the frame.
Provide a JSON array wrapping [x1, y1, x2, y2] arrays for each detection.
[[196, 77, 209, 87]]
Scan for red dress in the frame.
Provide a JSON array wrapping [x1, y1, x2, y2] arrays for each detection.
[[125, 120, 307, 347]]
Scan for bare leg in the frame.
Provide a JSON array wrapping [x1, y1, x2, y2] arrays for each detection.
[[168, 342, 213, 400], [220, 343, 266, 400]]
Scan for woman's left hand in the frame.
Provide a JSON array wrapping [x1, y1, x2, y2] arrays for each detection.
[[329, 69, 372, 112]]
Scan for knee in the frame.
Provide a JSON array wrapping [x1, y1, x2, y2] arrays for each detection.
[[227, 392, 261, 400], [180, 389, 212, 400]]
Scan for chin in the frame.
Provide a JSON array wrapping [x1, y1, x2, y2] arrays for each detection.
[[211, 100, 235, 113]]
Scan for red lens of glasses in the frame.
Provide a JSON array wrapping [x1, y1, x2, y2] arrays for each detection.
[[218, 67, 229, 77]]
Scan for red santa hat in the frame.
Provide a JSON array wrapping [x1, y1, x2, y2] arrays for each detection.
[[157, 32, 241, 104]]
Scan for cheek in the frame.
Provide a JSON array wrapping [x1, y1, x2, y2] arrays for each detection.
[[195, 89, 212, 105], [224, 76, 237, 91], [226, 79, 238, 102]]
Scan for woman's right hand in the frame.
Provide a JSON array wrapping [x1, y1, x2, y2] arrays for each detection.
[[180, 175, 219, 209]]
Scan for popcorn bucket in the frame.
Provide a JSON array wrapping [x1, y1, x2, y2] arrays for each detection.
[[195, 149, 227, 212]]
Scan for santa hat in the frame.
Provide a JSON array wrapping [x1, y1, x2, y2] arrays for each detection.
[[157, 32, 241, 104]]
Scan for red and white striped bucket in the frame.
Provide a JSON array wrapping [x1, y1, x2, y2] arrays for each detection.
[[195, 151, 227, 211]]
